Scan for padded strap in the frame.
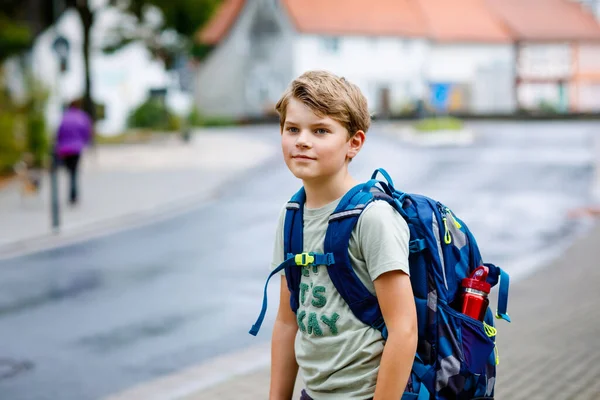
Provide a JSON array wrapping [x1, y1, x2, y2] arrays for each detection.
[[284, 189, 305, 313], [325, 183, 399, 335]]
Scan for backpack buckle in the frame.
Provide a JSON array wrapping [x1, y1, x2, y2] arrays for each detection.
[[409, 239, 426, 253], [295, 252, 315, 266]]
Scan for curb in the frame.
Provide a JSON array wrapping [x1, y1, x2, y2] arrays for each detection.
[[104, 343, 271, 400], [0, 189, 215, 261], [0, 152, 281, 262], [384, 124, 476, 147]]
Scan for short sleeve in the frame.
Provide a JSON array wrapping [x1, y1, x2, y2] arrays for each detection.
[[270, 205, 286, 273], [356, 201, 410, 281]]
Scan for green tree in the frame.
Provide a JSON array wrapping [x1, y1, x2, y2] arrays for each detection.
[[0, 16, 32, 62], [63, 0, 96, 119], [57, 0, 221, 120], [104, 0, 221, 68]]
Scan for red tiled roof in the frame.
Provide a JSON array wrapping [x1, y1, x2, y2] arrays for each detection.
[[416, 0, 512, 43], [282, 0, 427, 37], [486, 0, 600, 41], [195, 0, 245, 45], [196, 0, 600, 45]]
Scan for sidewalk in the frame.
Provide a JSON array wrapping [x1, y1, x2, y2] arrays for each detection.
[[0, 128, 278, 259], [106, 221, 600, 400]]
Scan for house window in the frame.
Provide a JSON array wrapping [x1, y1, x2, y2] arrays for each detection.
[[321, 37, 340, 53]]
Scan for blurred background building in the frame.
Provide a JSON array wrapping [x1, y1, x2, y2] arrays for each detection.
[[195, 0, 600, 120], [2, 0, 600, 137]]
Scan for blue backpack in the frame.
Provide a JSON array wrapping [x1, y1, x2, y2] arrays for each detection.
[[250, 168, 510, 400]]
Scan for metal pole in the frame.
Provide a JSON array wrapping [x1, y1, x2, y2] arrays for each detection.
[[50, 152, 60, 232], [51, 0, 61, 233]]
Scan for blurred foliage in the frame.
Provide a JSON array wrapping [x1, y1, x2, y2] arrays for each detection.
[[414, 117, 464, 132], [105, 0, 222, 66], [0, 73, 50, 173], [0, 14, 33, 62], [187, 106, 236, 127], [23, 75, 50, 168], [538, 100, 560, 114], [191, 42, 214, 61], [127, 98, 181, 131], [95, 131, 156, 144], [25, 111, 48, 168], [0, 112, 21, 175]]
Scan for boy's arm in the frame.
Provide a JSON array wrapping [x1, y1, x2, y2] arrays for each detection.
[[270, 276, 299, 400], [373, 270, 418, 400]]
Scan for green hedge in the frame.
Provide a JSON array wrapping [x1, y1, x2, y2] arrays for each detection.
[[26, 111, 48, 168], [187, 107, 236, 127], [414, 117, 464, 132], [127, 98, 181, 131], [0, 113, 21, 174]]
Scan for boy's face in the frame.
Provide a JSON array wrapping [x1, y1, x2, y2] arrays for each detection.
[[281, 98, 362, 183]]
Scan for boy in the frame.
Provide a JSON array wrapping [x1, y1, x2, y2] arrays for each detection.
[[269, 70, 418, 400]]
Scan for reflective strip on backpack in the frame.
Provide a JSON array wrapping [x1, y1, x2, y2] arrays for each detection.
[[328, 204, 366, 222], [286, 202, 300, 210]]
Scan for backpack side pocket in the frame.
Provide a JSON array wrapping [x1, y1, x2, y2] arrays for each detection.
[[436, 303, 495, 396]]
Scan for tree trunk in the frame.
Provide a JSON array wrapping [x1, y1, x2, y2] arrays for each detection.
[[75, 2, 94, 121]]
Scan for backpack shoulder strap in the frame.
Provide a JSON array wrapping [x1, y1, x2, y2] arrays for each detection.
[[324, 180, 395, 336], [283, 188, 305, 313]]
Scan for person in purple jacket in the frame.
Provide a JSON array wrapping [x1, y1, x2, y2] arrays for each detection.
[[55, 98, 93, 205]]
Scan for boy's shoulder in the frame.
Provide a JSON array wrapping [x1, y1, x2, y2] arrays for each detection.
[[356, 199, 409, 236]]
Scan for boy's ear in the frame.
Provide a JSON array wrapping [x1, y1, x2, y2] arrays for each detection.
[[347, 130, 365, 160]]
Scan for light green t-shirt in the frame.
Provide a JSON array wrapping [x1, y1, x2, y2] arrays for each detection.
[[271, 197, 410, 400]]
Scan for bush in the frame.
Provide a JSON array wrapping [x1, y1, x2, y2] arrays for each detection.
[[187, 106, 236, 127], [538, 100, 559, 114], [414, 117, 464, 132], [26, 111, 48, 168], [0, 113, 22, 174], [127, 98, 180, 131]]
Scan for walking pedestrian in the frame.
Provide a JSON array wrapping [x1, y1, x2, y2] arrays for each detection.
[[54, 98, 93, 206]]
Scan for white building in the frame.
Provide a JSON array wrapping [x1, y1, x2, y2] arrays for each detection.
[[417, 0, 517, 114], [488, 0, 600, 112], [194, 0, 521, 118], [195, 0, 430, 119]]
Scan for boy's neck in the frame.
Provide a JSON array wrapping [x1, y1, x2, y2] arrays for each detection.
[[303, 170, 359, 209]]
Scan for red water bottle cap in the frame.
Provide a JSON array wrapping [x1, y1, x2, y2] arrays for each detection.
[[461, 266, 491, 293]]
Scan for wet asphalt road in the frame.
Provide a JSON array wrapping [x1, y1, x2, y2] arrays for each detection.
[[0, 121, 597, 400]]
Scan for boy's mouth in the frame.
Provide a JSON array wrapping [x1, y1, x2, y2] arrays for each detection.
[[292, 155, 316, 160]]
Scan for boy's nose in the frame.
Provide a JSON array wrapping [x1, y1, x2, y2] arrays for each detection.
[[295, 131, 311, 148]]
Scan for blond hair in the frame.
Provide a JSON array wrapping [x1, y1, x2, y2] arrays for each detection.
[[275, 70, 370, 137]]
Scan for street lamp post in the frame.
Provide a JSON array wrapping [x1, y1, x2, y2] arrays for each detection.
[[50, 34, 70, 233]]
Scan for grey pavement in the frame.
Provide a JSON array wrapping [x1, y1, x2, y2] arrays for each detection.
[[0, 127, 278, 259], [101, 121, 600, 400], [1, 121, 598, 400], [116, 221, 600, 400]]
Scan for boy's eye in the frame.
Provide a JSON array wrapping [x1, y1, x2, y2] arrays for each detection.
[[315, 128, 328, 135], [287, 127, 299, 133]]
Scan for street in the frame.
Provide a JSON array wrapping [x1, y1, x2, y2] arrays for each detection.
[[0, 121, 597, 400]]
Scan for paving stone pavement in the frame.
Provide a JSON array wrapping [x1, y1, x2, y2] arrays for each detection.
[[107, 221, 600, 400]]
